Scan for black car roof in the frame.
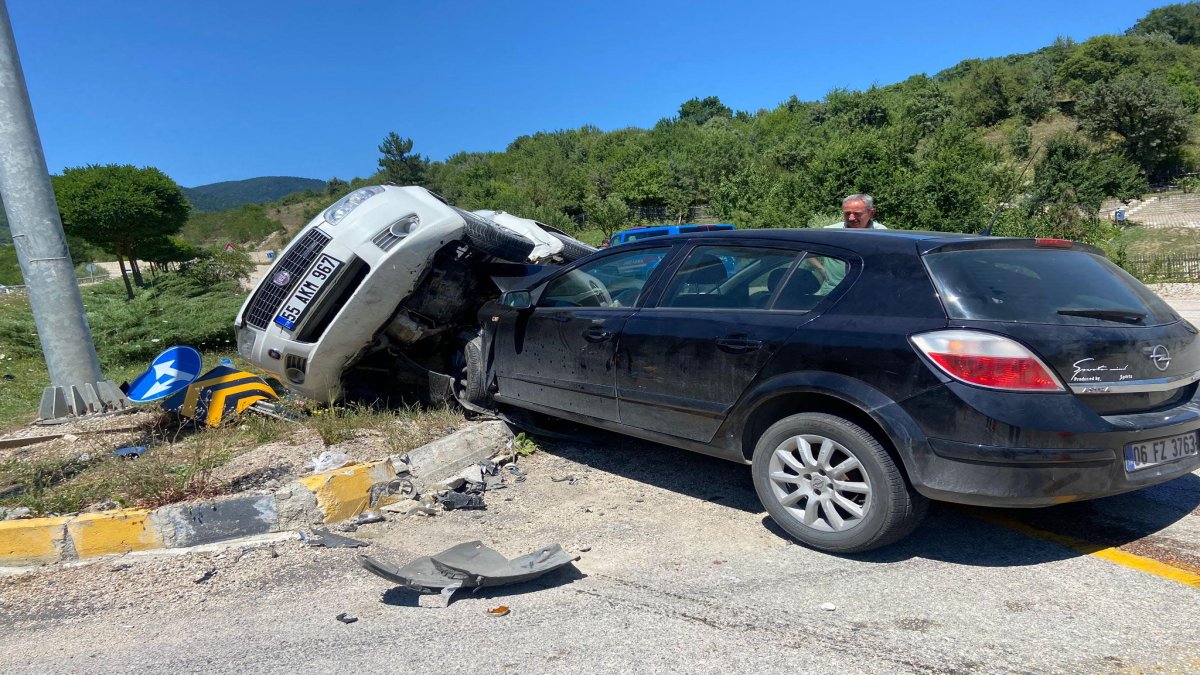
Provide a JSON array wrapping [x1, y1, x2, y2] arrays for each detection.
[[621, 228, 1102, 255]]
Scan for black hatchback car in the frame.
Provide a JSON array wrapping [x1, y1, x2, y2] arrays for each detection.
[[467, 229, 1200, 552]]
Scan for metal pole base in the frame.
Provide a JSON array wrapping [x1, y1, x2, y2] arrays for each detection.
[[37, 380, 131, 423]]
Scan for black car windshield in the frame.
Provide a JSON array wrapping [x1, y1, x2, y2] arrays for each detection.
[[923, 248, 1180, 326]]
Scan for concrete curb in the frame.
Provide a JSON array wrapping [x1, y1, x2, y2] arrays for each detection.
[[0, 420, 513, 566]]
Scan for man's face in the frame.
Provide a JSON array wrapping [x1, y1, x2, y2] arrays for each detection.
[[843, 199, 875, 228]]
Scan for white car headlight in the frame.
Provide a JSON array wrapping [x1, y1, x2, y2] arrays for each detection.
[[323, 186, 386, 225], [237, 326, 258, 359]]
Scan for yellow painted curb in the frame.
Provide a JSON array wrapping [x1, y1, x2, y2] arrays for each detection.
[[0, 517, 70, 564], [67, 509, 162, 558], [297, 461, 400, 523]]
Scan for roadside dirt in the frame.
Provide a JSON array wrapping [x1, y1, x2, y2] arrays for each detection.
[[0, 430, 771, 616]]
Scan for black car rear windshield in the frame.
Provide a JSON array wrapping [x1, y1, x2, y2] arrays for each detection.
[[923, 248, 1179, 326]]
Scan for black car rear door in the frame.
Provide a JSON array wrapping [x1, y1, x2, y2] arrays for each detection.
[[615, 243, 851, 442]]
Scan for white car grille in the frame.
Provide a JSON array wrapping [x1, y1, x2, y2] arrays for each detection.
[[243, 229, 332, 329]]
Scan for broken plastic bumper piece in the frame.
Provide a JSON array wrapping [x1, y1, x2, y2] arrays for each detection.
[[358, 540, 579, 593]]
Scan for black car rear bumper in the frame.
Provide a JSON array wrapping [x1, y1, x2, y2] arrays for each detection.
[[910, 437, 1200, 507]]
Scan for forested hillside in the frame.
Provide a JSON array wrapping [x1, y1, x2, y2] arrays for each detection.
[[183, 176, 326, 212], [347, 3, 1200, 246]]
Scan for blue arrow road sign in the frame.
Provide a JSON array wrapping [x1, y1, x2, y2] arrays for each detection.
[[127, 345, 203, 403]]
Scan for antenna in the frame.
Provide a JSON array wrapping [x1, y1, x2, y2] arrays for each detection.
[[980, 143, 1042, 237]]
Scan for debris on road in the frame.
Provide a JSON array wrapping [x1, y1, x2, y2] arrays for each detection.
[[193, 567, 216, 584], [821, 603, 837, 611], [358, 540, 580, 604], [335, 613, 359, 624], [113, 445, 147, 459], [304, 451, 351, 474], [301, 529, 369, 549], [435, 482, 487, 510], [350, 511, 385, 526], [368, 478, 414, 508], [485, 605, 511, 617], [552, 474, 580, 486]]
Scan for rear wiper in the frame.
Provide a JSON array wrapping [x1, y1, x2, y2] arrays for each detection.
[[1057, 308, 1146, 324]]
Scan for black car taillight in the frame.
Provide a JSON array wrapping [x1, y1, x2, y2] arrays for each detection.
[[910, 330, 1065, 392]]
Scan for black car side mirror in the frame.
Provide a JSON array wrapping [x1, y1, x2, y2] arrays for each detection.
[[500, 290, 533, 310]]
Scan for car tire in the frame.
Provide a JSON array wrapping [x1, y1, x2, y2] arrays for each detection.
[[548, 232, 596, 261], [461, 336, 492, 406], [751, 413, 927, 553], [461, 212, 537, 262]]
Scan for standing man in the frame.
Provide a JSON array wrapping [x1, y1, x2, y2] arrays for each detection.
[[807, 194, 886, 293], [825, 194, 887, 229]]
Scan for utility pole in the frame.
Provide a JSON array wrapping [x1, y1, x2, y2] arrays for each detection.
[[0, 0, 126, 420]]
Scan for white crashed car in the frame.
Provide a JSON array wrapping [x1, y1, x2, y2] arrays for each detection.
[[234, 185, 594, 404]]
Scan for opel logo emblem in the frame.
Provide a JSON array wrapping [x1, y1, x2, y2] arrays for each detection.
[[272, 271, 292, 287], [1149, 345, 1171, 371]]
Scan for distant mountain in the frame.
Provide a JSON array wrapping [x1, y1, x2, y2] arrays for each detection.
[[183, 176, 327, 212]]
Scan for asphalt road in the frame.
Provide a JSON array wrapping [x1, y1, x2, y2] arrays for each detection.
[[1, 432, 1197, 674]]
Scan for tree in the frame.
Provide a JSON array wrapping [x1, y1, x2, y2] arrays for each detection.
[[325, 177, 349, 196], [53, 165, 189, 299], [678, 96, 733, 125], [1128, 3, 1200, 44], [377, 132, 428, 185], [1076, 74, 1191, 175], [1019, 131, 1146, 241], [584, 194, 631, 238]]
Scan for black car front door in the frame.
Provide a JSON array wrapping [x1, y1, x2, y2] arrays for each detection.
[[493, 247, 671, 422]]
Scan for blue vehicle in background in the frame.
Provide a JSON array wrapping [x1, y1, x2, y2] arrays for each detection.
[[609, 223, 735, 246]]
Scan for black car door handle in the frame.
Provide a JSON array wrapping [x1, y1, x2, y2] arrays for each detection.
[[716, 337, 763, 354], [583, 327, 614, 343]]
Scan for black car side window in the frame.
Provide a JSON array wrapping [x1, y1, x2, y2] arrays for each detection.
[[781, 254, 850, 310], [540, 248, 669, 308], [660, 246, 799, 310]]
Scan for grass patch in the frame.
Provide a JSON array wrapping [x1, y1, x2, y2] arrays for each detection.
[[1109, 224, 1200, 258], [305, 401, 464, 450], [512, 432, 539, 456], [0, 273, 248, 431]]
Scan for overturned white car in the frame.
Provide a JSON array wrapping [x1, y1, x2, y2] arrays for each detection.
[[234, 185, 593, 404]]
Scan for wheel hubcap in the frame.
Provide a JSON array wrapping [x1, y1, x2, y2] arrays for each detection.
[[767, 433, 871, 533]]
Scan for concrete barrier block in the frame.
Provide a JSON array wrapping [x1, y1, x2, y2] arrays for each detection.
[[67, 509, 161, 557], [400, 420, 515, 492], [150, 494, 278, 548], [0, 517, 70, 565]]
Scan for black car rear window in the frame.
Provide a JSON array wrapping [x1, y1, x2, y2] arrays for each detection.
[[923, 249, 1179, 326]]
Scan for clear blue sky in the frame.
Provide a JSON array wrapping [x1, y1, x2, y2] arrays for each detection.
[[7, 0, 1172, 188]]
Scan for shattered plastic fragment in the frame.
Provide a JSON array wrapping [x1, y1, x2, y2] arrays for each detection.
[[335, 613, 359, 624], [358, 541, 580, 600], [303, 528, 369, 548], [368, 478, 414, 508], [305, 451, 351, 474], [351, 511, 385, 526], [485, 606, 511, 617]]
